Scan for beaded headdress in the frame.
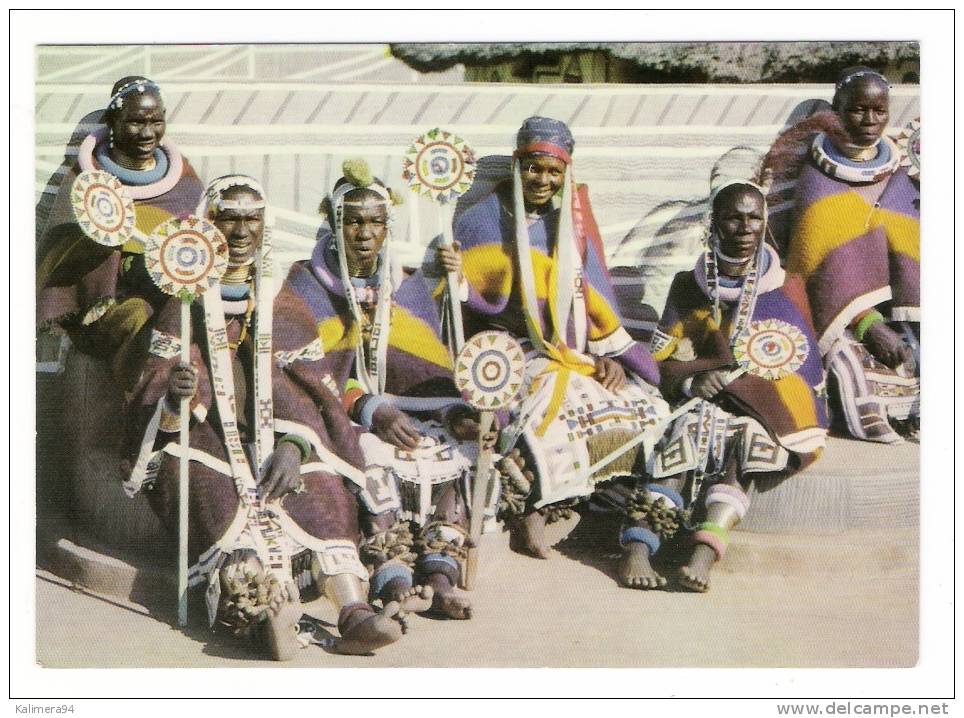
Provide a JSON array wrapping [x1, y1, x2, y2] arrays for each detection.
[[107, 78, 162, 112]]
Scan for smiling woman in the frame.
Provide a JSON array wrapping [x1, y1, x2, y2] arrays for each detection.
[[36, 76, 204, 386]]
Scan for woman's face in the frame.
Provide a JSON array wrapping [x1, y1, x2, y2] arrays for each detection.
[[109, 91, 166, 161], [835, 78, 889, 147], [214, 187, 264, 267], [341, 195, 388, 276], [520, 154, 567, 209], [714, 188, 765, 262]]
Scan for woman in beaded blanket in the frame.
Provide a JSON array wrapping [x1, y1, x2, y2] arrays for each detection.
[[37, 76, 204, 386], [765, 66, 919, 444], [285, 160, 492, 621], [645, 180, 828, 592], [442, 116, 670, 582], [124, 176, 407, 659]]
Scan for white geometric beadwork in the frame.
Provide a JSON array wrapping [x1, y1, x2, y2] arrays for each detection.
[[70, 170, 136, 247], [454, 331, 525, 410], [143, 216, 228, 300], [733, 318, 809, 381], [402, 127, 477, 204]]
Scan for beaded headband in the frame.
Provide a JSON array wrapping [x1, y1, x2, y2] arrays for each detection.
[[202, 174, 266, 218], [331, 180, 393, 207], [107, 79, 162, 111], [836, 69, 891, 91]]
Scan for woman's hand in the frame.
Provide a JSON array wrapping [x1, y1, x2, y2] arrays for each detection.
[[864, 322, 916, 372], [690, 369, 732, 400], [593, 355, 626, 392], [260, 442, 302, 502], [167, 362, 198, 404], [436, 240, 463, 279], [372, 404, 421, 450], [444, 404, 502, 443]]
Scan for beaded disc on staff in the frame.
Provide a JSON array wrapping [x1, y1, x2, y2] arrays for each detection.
[[70, 170, 136, 247], [896, 118, 920, 181], [143, 216, 228, 300], [733, 318, 809, 381], [454, 331, 525, 410], [402, 128, 476, 203]]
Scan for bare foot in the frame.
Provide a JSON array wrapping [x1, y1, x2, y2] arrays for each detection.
[[617, 541, 666, 590], [260, 589, 303, 661], [333, 601, 406, 656], [392, 584, 434, 614], [679, 544, 717, 593], [509, 511, 552, 559], [425, 573, 472, 619]]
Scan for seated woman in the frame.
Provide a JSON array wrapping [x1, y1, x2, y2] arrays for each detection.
[[648, 180, 829, 592], [284, 160, 489, 620], [37, 75, 204, 387], [124, 176, 406, 659], [766, 66, 919, 443], [444, 116, 670, 582]]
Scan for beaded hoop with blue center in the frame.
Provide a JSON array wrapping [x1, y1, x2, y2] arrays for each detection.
[[70, 170, 136, 247], [454, 331, 525, 410], [733, 319, 810, 381], [895, 118, 920, 181], [143, 216, 228, 301], [402, 128, 477, 204]]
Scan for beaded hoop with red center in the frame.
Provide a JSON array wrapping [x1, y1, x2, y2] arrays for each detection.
[[402, 128, 477, 204], [143, 217, 228, 301], [70, 170, 136, 247], [454, 331, 525, 410], [895, 118, 920, 181], [733, 319, 810, 381]]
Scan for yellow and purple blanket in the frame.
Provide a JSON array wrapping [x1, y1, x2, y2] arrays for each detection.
[[286, 241, 487, 524], [786, 136, 920, 354], [455, 182, 669, 506], [454, 182, 659, 385]]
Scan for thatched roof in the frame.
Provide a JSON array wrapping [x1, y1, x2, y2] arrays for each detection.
[[390, 42, 919, 83]]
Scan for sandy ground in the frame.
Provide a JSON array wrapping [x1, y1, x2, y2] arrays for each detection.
[[36, 518, 917, 669]]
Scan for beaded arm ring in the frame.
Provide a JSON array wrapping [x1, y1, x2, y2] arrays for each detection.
[[276, 433, 311, 463], [853, 310, 885, 343]]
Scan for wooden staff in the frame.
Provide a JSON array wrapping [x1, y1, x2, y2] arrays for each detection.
[[143, 217, 228, 627], [176, 296, 191, 626], [436, 201, 464, 352]]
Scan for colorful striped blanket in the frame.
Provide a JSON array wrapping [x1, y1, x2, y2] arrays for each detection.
[[454, 182, 659, 385], [785, 137, 920, 353]]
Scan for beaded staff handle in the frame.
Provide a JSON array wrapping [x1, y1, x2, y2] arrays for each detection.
[[403, 128, 477, 353], [143, 216, 228, 626]]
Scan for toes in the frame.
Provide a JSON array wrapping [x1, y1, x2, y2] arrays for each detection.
[[381, 600, 402, 620]]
